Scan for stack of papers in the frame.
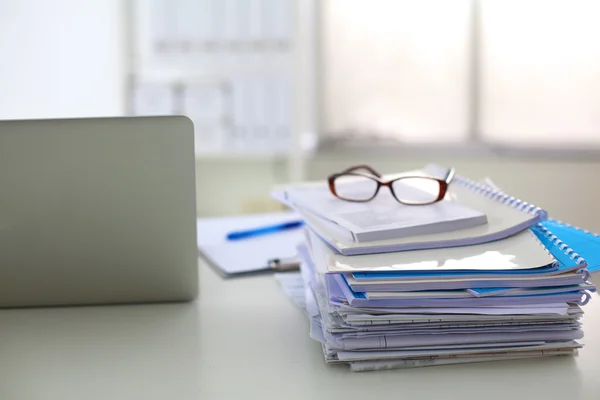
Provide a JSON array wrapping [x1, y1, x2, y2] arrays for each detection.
[[273, 166, 596, 372]]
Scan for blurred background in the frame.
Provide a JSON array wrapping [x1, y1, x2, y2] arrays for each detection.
[[1, 0, 600, 230]]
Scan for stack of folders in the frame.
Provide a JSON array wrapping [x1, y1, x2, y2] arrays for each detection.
[[273, 165, 597, 372]]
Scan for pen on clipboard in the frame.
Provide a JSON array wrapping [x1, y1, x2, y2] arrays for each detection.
[[225, 219, 304, 272], [225, 220, 304, 241]]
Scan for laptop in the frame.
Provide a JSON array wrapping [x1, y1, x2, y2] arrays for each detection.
[[0, 116, 198, 307]]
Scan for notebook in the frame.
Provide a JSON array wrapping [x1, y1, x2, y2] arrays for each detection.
[[338, 289, 589, 308], [328, 223, 591, 292], [467, 284, 596, 298], [357, 284, 594, 301], [330, 272, 590, 308], [273, 165, 547, 255], [305, 224, 556, 274], [323, 223, 594, 308], [481, 176, 600, 274], [345, 272, 588, 292], [282, 171, 487, 242]]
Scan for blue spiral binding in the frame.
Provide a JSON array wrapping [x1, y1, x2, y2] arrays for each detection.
[[535, 223, 594, 299], [535, 223, 587, 267], [545, 219, 600, 239]]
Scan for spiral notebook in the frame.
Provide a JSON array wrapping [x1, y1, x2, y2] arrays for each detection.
[[323, 223, 593, 300], [324, 222, 594, 308], [340, 228, 590, 293], [482, 177, 600, 274], [306, 221, 589, 276], [306, 226, 556, 274], [274, 165, 548, 255], [329, 222, 591, 294]]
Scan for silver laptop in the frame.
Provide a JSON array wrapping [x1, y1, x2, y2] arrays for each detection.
[[0, 116, 198, 307]]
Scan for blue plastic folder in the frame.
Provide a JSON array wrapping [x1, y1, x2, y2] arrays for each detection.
[[539, 220, 600, 273]]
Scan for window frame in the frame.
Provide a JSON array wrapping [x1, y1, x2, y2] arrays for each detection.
[[315, 0, 600, 157]]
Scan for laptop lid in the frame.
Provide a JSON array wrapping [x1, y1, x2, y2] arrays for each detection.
[[0, 116, 198, 307]]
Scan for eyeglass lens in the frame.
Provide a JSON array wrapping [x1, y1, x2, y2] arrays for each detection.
[[333, 175, 379, 201], [391, 178, 442, 204]]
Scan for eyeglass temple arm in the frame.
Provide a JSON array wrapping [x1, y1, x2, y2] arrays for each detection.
[[444, 167, 456, 183], [339, 165, 382, 177]]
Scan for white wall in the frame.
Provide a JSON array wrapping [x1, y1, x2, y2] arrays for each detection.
[[0, 0, 125, 119]]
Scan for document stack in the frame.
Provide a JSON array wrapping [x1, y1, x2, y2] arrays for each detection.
[[273, 165, 596, 372]]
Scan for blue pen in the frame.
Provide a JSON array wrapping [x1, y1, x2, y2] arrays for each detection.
[[226, 220, 304, 241]]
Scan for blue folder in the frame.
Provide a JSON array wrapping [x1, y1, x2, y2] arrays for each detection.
[[331, 273, 590, 307], [539, 220, 600, 273]]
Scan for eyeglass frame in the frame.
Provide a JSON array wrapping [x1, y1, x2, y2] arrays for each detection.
[[327, 165, 456, 205]]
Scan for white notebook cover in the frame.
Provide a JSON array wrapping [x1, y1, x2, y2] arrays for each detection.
[[284, 172, 487, 242], [273, 165, 547, 255], [305, 227, 555, 274]]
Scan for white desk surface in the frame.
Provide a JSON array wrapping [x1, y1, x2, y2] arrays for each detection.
[[1, 263, 599, 400]]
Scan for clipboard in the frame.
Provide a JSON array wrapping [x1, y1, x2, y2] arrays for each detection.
[[197, 212, 303, 277]]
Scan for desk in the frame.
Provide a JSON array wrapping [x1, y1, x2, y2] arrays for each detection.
[[1, 262, 599, 400]]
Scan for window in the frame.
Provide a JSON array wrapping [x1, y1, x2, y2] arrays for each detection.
[[130, 0, 296, 155], [322, 0, 471, 143], [481, 0, 600, 147], [322, 0, 600, 148]]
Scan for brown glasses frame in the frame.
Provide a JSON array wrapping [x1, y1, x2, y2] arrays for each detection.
[[327, 165, 456, 205]]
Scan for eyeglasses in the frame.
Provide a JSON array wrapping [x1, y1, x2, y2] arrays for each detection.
[[327, 165, 455, 205]]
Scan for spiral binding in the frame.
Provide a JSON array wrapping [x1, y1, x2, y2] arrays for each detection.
[[545, 219, 600, 239], [581, 268, 591, 282], [425, 164, 548, 219], [451, 172, 548, 220], [580, 291, 592, 306], [479, 173, 595, 276], [535, 223, 586, 265], [480, 178, 600, 245], [527, 227, 560, 270], [535, 223, 588, 273], [478, 172, 595, 302]]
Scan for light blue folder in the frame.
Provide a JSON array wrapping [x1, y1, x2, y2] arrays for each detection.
[[539, 219, 600, 273]]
